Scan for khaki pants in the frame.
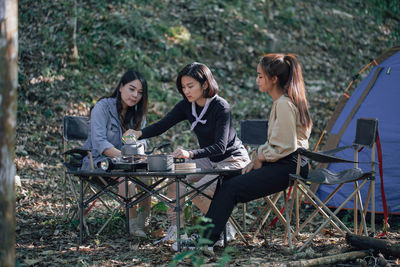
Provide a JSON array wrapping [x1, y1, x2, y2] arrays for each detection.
[[167, 153, 250, 225]]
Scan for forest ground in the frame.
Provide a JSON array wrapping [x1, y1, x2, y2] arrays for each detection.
[[15, 0, 400, 266], [15, 166, 400, 266]]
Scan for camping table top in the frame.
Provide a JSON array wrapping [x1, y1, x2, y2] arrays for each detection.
[[67, 168, 240, 251], [67, 168, 239, 177]]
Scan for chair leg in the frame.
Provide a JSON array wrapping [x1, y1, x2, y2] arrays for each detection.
[[371, 180, 375, 234], [287, 186, 297, 244], [76, 177, 120, 243], [65, 172, 87, 219], [354, 183, 358, 234], [355, 181, 368, 236], [250, 192, 282, 239], [88, 186, 113, 213], [297, 181, 351, 234], [295, 184, 299, 231], [296, 187, 344, 236], [63, 171, 67, 218], [297, 179, 369, 252], [358, 181, 373, 235], [96, 203, 124, 235], [79, 178, 84, 245], [363, 182, 375, 236], [265, 195, 295, 236], [63, 149, 67, 218], [68, 180, 93, 236], [371, 144, 376, 234], [228, 216, 249, 245], [284, 190, 293, 250], [294, 153, 302, 232]]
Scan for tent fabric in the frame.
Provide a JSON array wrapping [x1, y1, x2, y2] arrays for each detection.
[[316, 46, 400, 214]]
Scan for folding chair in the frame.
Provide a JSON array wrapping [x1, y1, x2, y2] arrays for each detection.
[[239, 119, 289, 239], [62, 115, 127, 239], [287, 118, 377, 251], [62, 115, 92, 217]]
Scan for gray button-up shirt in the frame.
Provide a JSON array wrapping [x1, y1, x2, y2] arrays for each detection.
[[81, 97, 146, 170]]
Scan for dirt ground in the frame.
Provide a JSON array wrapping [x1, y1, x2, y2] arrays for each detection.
[[15, 160, 400, 267]]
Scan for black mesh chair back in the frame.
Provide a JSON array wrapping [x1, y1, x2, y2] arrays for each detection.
[[240, 119, 268, 146], [62, 116, 90, 171], [63, 115, 89, 141], [353, 118, 378, 147]]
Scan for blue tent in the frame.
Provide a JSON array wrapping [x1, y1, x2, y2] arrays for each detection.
[[316, 45, 400, 214]]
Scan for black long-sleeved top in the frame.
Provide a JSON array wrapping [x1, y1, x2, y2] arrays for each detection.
[[141, 95, 245, 162]]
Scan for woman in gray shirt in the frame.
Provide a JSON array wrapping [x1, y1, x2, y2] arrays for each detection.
[[81, 70, 150, 237]]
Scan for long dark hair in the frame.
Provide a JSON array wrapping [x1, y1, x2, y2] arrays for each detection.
[[91, 70, 148, 131], [259, 54, 312, 129], [176, 62, 219, 99]]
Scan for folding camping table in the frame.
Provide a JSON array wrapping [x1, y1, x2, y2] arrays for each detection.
[[66, 168, 239, 251]]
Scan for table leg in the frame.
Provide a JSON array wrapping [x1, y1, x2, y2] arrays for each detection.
[[219, 178, 227, 247], [125, 177, 130, 234], [176, 177, 181, 252]]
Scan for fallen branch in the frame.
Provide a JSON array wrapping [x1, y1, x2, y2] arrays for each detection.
[[346, 233, 400, 258], [273, 251, 369, 267]]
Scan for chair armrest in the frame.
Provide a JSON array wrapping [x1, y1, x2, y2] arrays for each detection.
[[290, 169, 375, 184], [63, 148, 90, 157], [297, 147, 357, 164], [62, 148, 92, 171], [321, 145, 355, 156]]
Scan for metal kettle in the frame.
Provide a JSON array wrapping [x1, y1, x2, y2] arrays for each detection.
[[121, 142, 145, 156], [121, 135, 145, 156]]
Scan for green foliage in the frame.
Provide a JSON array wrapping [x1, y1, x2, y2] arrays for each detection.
[[363, 0, 400, 45], [341, 210, 354, 228], [169, 217, 212, 266], [184, 201, 193, 222], [152, 201, 168, 213], [41, 219, 57, 226], [167, 26, 191, 43], [76, 210, 126, 235], [17, 0, 399, 176], [169, 217, 236, 267], [217, 246, 237, 267], [277, 7, 302, 30], [363, 0, 400, 24]]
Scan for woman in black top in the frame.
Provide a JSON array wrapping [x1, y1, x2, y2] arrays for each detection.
[[131, 62, 250, 244]]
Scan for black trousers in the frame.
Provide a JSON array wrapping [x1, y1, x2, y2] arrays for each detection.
[[204, 153, 308, 243]]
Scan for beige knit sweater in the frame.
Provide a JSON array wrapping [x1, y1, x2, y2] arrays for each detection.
[[257, 95, 311, 162]]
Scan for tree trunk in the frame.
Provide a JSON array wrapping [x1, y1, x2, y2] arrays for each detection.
[[0, 0, 18, 266], [346, 233, 400, 258], [68, 0, 79, 62], [283, 251, 369, 267]]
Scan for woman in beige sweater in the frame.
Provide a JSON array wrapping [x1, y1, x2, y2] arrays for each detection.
[[176, 53, 313, 251]]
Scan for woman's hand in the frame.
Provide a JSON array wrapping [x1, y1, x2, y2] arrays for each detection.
[[242, 151, 264, 174], [242, 157, 263, 174], [123, 129, 142, 139], [253, 157, 263, 170], [172, 147, 193, 159], [103, 147, 121, 158], [242, 161, 254, 174]]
